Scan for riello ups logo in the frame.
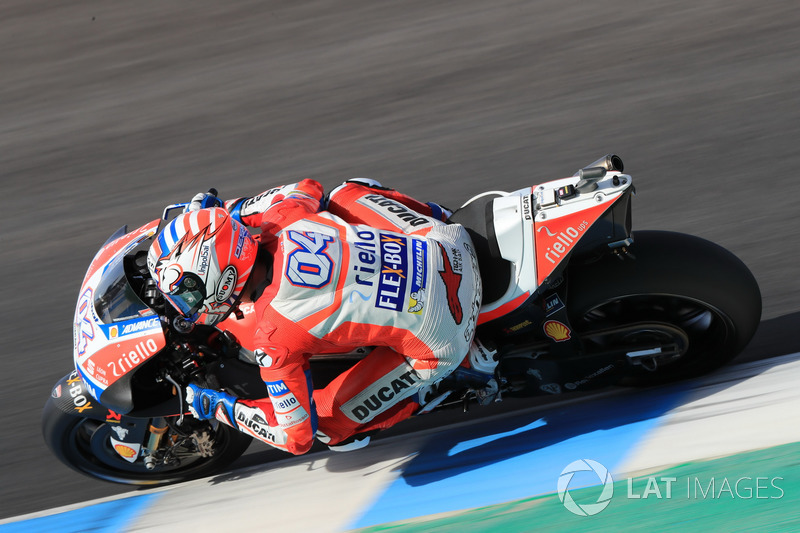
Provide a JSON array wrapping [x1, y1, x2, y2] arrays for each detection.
[[537, 220, 590, 265]]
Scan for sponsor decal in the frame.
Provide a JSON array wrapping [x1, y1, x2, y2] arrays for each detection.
[[75, 288, 95, 356], [533, 202, 617, 285], [120, 317, 160, 335], [544, 293, 565, 316], [375, 234, 409, 311], [408, 289, 425, 314], [234, 226, 247, 258], [266, 384, 308, 429], [100, 316, 161, 340], [408, 239, 427, 314], [110, 438, 141, 462], [284, 230, 335, 289], [111, 426, 129, 439], [106, 409, 122, 422], [351, 229, 378, 288], [274, 395, 298, 411], [522, 194, 533, 221], [241, 187, 282, 216], [108, 338, 161, 377], [114, 444, 137, 458], [537, 223, 589, 264], [564, 364, 615, 390], [503, 319, 534, 334], [84, 358, 109, 387], [215, 266, 238, 302], [67, 371, 94, 413], [266, 380, 289, 397], [76, 367, 99, 400], [543, 320, 572, 342], [343, 369, 421, 422], [234, 404, 287, 445], [197, 244, 211, 275], [437, 243, 463, 324], [51, 384, 62, 399], [360, 194, 431, 229], [461, 241, 481, 343]]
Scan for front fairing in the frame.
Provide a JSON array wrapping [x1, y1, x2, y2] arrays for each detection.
[[73, 220, 166, 405]]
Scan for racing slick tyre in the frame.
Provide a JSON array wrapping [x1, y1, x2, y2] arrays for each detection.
[[567, 230, 762, 385], [42, 397, 253, 485]]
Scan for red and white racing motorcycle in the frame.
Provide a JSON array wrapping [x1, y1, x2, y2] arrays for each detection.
[[43, 155, 762, 484]]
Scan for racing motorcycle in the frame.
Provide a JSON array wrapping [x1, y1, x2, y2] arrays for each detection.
[[42, 155, 762, 484]]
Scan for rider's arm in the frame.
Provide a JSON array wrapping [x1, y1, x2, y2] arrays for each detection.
[[225, 179, 325, 229], [237, 358, 317, 455], [187, 352, 316, 455], [326, 179, 451, 223]]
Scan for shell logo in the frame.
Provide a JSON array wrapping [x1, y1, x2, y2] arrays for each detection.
[[110, 325, 118, 339], [544, 320, 571, 342], [114, 443, 138, 459]]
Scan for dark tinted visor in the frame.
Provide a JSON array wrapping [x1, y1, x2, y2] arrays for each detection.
[[164, 273, 206, 318]]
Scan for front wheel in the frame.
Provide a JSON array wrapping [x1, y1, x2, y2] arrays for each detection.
[[42, 398, 252, 485], [567, 231, 762, 385]]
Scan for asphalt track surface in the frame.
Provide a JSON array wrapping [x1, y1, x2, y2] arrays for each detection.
[[2, 0, 799, 521]]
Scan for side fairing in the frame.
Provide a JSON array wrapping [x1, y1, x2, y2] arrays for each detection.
[[73, 220, 165, 401]]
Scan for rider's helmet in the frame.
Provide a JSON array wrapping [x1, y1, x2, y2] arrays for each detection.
[[147, 207, 258, 326]]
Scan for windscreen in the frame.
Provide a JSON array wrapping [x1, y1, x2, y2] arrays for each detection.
[[93, 256, 156, 323]]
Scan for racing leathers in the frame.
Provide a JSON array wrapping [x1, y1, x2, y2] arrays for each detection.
[[188, 179, 482, 454]]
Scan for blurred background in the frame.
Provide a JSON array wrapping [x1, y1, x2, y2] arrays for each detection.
[[2, 0, 798, 519]]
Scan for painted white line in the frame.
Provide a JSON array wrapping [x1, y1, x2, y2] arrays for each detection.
[[620, 352, 800, 475]]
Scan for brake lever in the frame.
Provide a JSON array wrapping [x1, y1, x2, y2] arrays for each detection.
[[165, 374, 185, 426]]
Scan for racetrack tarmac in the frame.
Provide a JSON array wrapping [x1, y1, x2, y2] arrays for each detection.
[[2, 0, 799, 520]]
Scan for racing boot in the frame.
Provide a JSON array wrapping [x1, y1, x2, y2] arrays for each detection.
[[462, 338, 500, 405], [423, 338, 500, 408], [320, 430, 376, 452]]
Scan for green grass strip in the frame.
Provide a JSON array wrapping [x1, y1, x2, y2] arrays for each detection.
[[353, 441, 800, 532]]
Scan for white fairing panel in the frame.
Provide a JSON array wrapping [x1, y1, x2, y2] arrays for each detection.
[[476, 171, 632, 321]]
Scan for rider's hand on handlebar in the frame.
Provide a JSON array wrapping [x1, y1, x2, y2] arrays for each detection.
[[185, 190, 223, 213], [186, 383, 237, 422]]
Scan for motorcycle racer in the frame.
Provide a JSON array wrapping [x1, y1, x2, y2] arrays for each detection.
[[148, 179, 495, 455]]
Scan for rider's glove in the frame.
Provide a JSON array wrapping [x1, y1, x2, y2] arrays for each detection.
[[185, 383, 237, 426], [185, 190, 223, 213]]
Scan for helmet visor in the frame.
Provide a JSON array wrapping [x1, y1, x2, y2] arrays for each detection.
[[164, 273, 206, 319]]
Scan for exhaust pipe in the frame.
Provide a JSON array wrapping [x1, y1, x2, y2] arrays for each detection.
[[574, 154, 624, 192], [577, 154, 624, 174]]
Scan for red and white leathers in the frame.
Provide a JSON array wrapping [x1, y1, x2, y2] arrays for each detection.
[[219, 179, 482, 454]]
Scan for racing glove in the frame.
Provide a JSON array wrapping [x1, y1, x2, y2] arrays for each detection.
[[185, 383, 237, 425], [185, 190, 223, 213]]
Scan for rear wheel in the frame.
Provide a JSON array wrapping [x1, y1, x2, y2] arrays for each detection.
[[42, 399, 252, 485], [567, 231, 762, 384]]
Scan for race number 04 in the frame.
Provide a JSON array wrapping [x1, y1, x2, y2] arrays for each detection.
[[285, 230, 335, 288]]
